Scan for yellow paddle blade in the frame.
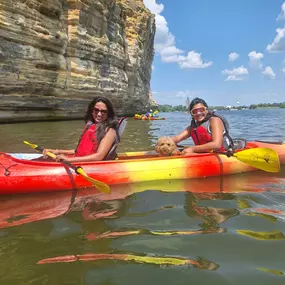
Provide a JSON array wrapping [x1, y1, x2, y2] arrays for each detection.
[[23, 141, 38, 150], [76, 168, 110, 194], [233, 147, 280, 173]]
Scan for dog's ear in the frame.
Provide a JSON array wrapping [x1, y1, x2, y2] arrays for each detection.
[[155, 137, 164, 153], [155, 140, 161, 153], [155, 144, 160, 153]]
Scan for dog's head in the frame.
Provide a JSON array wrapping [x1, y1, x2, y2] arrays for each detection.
[[155, 137, 179, 156]]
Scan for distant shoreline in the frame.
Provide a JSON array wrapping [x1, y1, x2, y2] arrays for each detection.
[[157, 103, 285, 112]]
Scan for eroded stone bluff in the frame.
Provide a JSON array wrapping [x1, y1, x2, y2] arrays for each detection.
[[0, 0, 156, 122]]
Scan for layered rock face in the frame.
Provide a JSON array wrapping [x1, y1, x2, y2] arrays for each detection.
[[0, 0, 156, 122]]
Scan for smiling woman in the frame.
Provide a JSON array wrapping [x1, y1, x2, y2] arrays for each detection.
[[43, 97, 120, 162], [167, 97, 235, 154]]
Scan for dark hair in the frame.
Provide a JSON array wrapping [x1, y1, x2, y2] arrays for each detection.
[[189, 97, 208, 112], [84, 96, 118, 144]]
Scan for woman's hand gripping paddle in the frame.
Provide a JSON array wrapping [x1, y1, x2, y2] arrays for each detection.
[[23, 141, 110, 194]]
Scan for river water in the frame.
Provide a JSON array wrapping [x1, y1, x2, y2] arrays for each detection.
[[1, 109, 285, 284]]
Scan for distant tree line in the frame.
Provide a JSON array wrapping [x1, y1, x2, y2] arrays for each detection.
[[210, 105, 247, 110], [248, 102, 285, 109], [158, 102, 285, 112], [158, 104, 188, 112], [202, 102, 285, 110]]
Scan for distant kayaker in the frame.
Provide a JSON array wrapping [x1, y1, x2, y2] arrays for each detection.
[[144, 109, 152, 119], [170, 97, 234, 154], [43, 97, 120, 162]]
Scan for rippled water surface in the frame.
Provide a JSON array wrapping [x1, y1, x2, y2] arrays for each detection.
[[1, 109, 285, 285]]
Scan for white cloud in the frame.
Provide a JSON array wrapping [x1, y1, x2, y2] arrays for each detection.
[[143, 0, 212, 69], [282, 67, 285, 74], [143, 0, 164, 14], [248, 51, 264, 69], [228, 52, 239, 62], [179, 51, 213, 69], [159, 46, 185, 63], [266, 26, 285, 52], [161, 54, 185, 63], [151, 89, 200, 105], [277, 2, 285, 20], [222, 66, 249, 81], [160, 46, 184, 56], [175, 89, 194, 98], [262, 66, 276, 80]]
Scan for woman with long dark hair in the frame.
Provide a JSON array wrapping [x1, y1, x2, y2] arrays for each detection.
[[44, 97, 120, 162]]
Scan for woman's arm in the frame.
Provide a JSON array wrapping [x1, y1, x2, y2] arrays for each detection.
[[57, 128, 117, 162], [184, 117, 224, 153], [44, 149, 75, 155], [171, 128, 191, 144], [57, 149, 75, 155]]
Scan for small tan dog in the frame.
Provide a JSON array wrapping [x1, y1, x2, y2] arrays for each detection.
[[155, 136, 182, 156]]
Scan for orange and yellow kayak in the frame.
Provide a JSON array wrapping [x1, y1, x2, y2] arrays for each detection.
[[133, 116, 166, 120], [133, 113, 166, 120], [0, 141, 284, 195]]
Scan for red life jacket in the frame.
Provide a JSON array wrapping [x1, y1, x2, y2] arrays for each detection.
[[75, 122, 98, 157], [190, 124, 213, 145], [189, 113, 233, 151], [74, 117, 127, 159]]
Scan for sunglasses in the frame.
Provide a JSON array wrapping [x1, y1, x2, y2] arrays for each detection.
[[190, 107, 207, 115], [93, 107, 108, 115]]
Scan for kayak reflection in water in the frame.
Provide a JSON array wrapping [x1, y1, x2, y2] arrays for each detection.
[[43, 96, 120, 162], [184, 192, 239, 232], [163, 97, 236, 155]]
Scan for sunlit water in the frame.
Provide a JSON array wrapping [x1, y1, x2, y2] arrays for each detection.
[[0, 109, 285, 285]]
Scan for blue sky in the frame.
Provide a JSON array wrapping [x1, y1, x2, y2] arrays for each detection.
[[143, 0, 285, 107]]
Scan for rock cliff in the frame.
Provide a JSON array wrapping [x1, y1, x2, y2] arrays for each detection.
[[0, 0, 156, 122]]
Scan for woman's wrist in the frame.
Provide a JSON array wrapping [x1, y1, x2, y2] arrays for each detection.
[[192, 146, 198, 153]]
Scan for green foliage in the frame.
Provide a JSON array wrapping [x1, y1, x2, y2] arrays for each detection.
[[158, 104, 188, 112], [211, 105, 249, 110], [249, 102, 285, 109]]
